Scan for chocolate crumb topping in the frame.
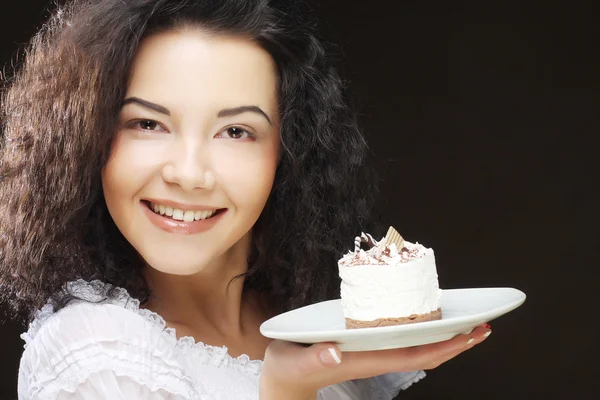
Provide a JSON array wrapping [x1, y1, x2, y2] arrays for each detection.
[[340, 233, 428, 267]]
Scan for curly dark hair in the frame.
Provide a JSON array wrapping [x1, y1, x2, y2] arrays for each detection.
[[0, 0, 382, 325]]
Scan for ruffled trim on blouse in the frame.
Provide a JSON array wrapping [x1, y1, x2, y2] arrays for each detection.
[[21, 279, 264, 376], [26, 340, 197, 399]]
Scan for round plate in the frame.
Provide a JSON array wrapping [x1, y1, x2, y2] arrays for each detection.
[[260, 287, 526, 351]]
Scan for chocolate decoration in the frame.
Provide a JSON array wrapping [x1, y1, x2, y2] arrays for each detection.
[[353, 232, 379, 252]]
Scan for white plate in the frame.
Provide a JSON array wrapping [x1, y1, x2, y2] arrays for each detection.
[[260, 287, 526, 351]]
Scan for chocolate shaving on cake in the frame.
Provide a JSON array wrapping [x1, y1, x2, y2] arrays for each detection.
[[340, 231, 428, 267]]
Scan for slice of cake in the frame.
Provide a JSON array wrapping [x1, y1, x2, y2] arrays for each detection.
[[338, 227, 442, 329]]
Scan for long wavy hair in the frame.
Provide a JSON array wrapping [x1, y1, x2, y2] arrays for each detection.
[[0, 0, 381, 324]]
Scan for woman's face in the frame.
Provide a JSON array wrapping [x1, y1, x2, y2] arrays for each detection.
[[102, 29, 280, 275]]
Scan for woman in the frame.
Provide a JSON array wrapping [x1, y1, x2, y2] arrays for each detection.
[[0, 0, 490, 398]]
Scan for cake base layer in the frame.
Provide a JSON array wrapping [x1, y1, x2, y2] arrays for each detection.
[[345, 308, 442, 329]]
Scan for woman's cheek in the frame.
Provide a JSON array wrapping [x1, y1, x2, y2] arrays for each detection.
[[214, 149, 278, 204], [118, 137, 169, 169]]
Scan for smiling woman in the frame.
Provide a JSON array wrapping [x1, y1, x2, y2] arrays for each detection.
[[103, 30, 281, 275], [0, 1, 490, 399]]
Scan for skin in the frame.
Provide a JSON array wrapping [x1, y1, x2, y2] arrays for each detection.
[[260, 325, 491, 399], [101, 27, 492, 399], [102, 28, 280, 359]]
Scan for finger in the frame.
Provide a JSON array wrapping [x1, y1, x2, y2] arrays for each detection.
[[299, 342, 344, 374], [404, 323, 493, 371], [340, 323, 492, 378], [427, 323, 492, 369], [266, 340, 343, 379]]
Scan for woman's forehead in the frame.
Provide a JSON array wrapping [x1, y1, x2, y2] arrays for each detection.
[[125, 29, 279, 119]]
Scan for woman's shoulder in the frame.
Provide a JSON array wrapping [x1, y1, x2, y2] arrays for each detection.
[[20, 278, 154, 349], [18, 279, 196, 399]]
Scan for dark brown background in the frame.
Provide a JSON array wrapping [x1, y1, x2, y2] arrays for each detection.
[[1, 1, 596, 399]]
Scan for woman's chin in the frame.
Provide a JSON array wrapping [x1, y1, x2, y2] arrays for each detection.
[[143, 255, 216, 276]]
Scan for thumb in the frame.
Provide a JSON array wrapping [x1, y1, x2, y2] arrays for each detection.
[[294, 343, 343, 376], [262, 341, 344, 396], [316, 344, 343, 367], [266, 340, 343, 379]]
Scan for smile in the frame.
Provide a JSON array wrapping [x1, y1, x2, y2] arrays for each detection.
[[148, 201, 218, 222], [141, 200, 226, 235]]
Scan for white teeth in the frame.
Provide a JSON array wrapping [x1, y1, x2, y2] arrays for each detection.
[[149, 202, 217, 222], [196, 210, 216, 220], [172, 209, 184, 220], [183, 210, 195, 222]]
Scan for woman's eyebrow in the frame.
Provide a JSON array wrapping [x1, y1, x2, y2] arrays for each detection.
[[122, 97, 170, 115], [218, 106, 272, 126], [122, 97, 272, 126]]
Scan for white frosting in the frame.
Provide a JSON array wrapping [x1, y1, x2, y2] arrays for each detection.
[[338, 241, 441, 321]]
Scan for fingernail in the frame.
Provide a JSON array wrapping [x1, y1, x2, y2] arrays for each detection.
[[320, 347, 342, 365], [484, 323, 491, 329], [483, 330, 491, 337], [467, 338, 475, 344]]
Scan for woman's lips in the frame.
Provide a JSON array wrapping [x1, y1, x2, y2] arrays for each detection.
[[142, 201, 226, 234]]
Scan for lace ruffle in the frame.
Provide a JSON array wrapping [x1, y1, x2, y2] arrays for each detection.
[[21, 279, 263, 376], [28, 339, 197, 399]]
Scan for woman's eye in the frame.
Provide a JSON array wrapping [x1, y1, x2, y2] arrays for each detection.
[[221, 127, 254, 140], [130, 119, 166, 132]]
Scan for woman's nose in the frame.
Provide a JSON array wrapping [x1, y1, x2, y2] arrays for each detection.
[[161, 140, 215, 191]]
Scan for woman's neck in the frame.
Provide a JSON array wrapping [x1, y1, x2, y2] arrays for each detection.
[[140, 234, 261, 339]]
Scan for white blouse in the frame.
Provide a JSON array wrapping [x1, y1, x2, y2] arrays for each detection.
[[17, 279, 425, 399]]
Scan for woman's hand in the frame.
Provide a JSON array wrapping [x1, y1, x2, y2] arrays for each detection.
[[259, 323, 492, 400]]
